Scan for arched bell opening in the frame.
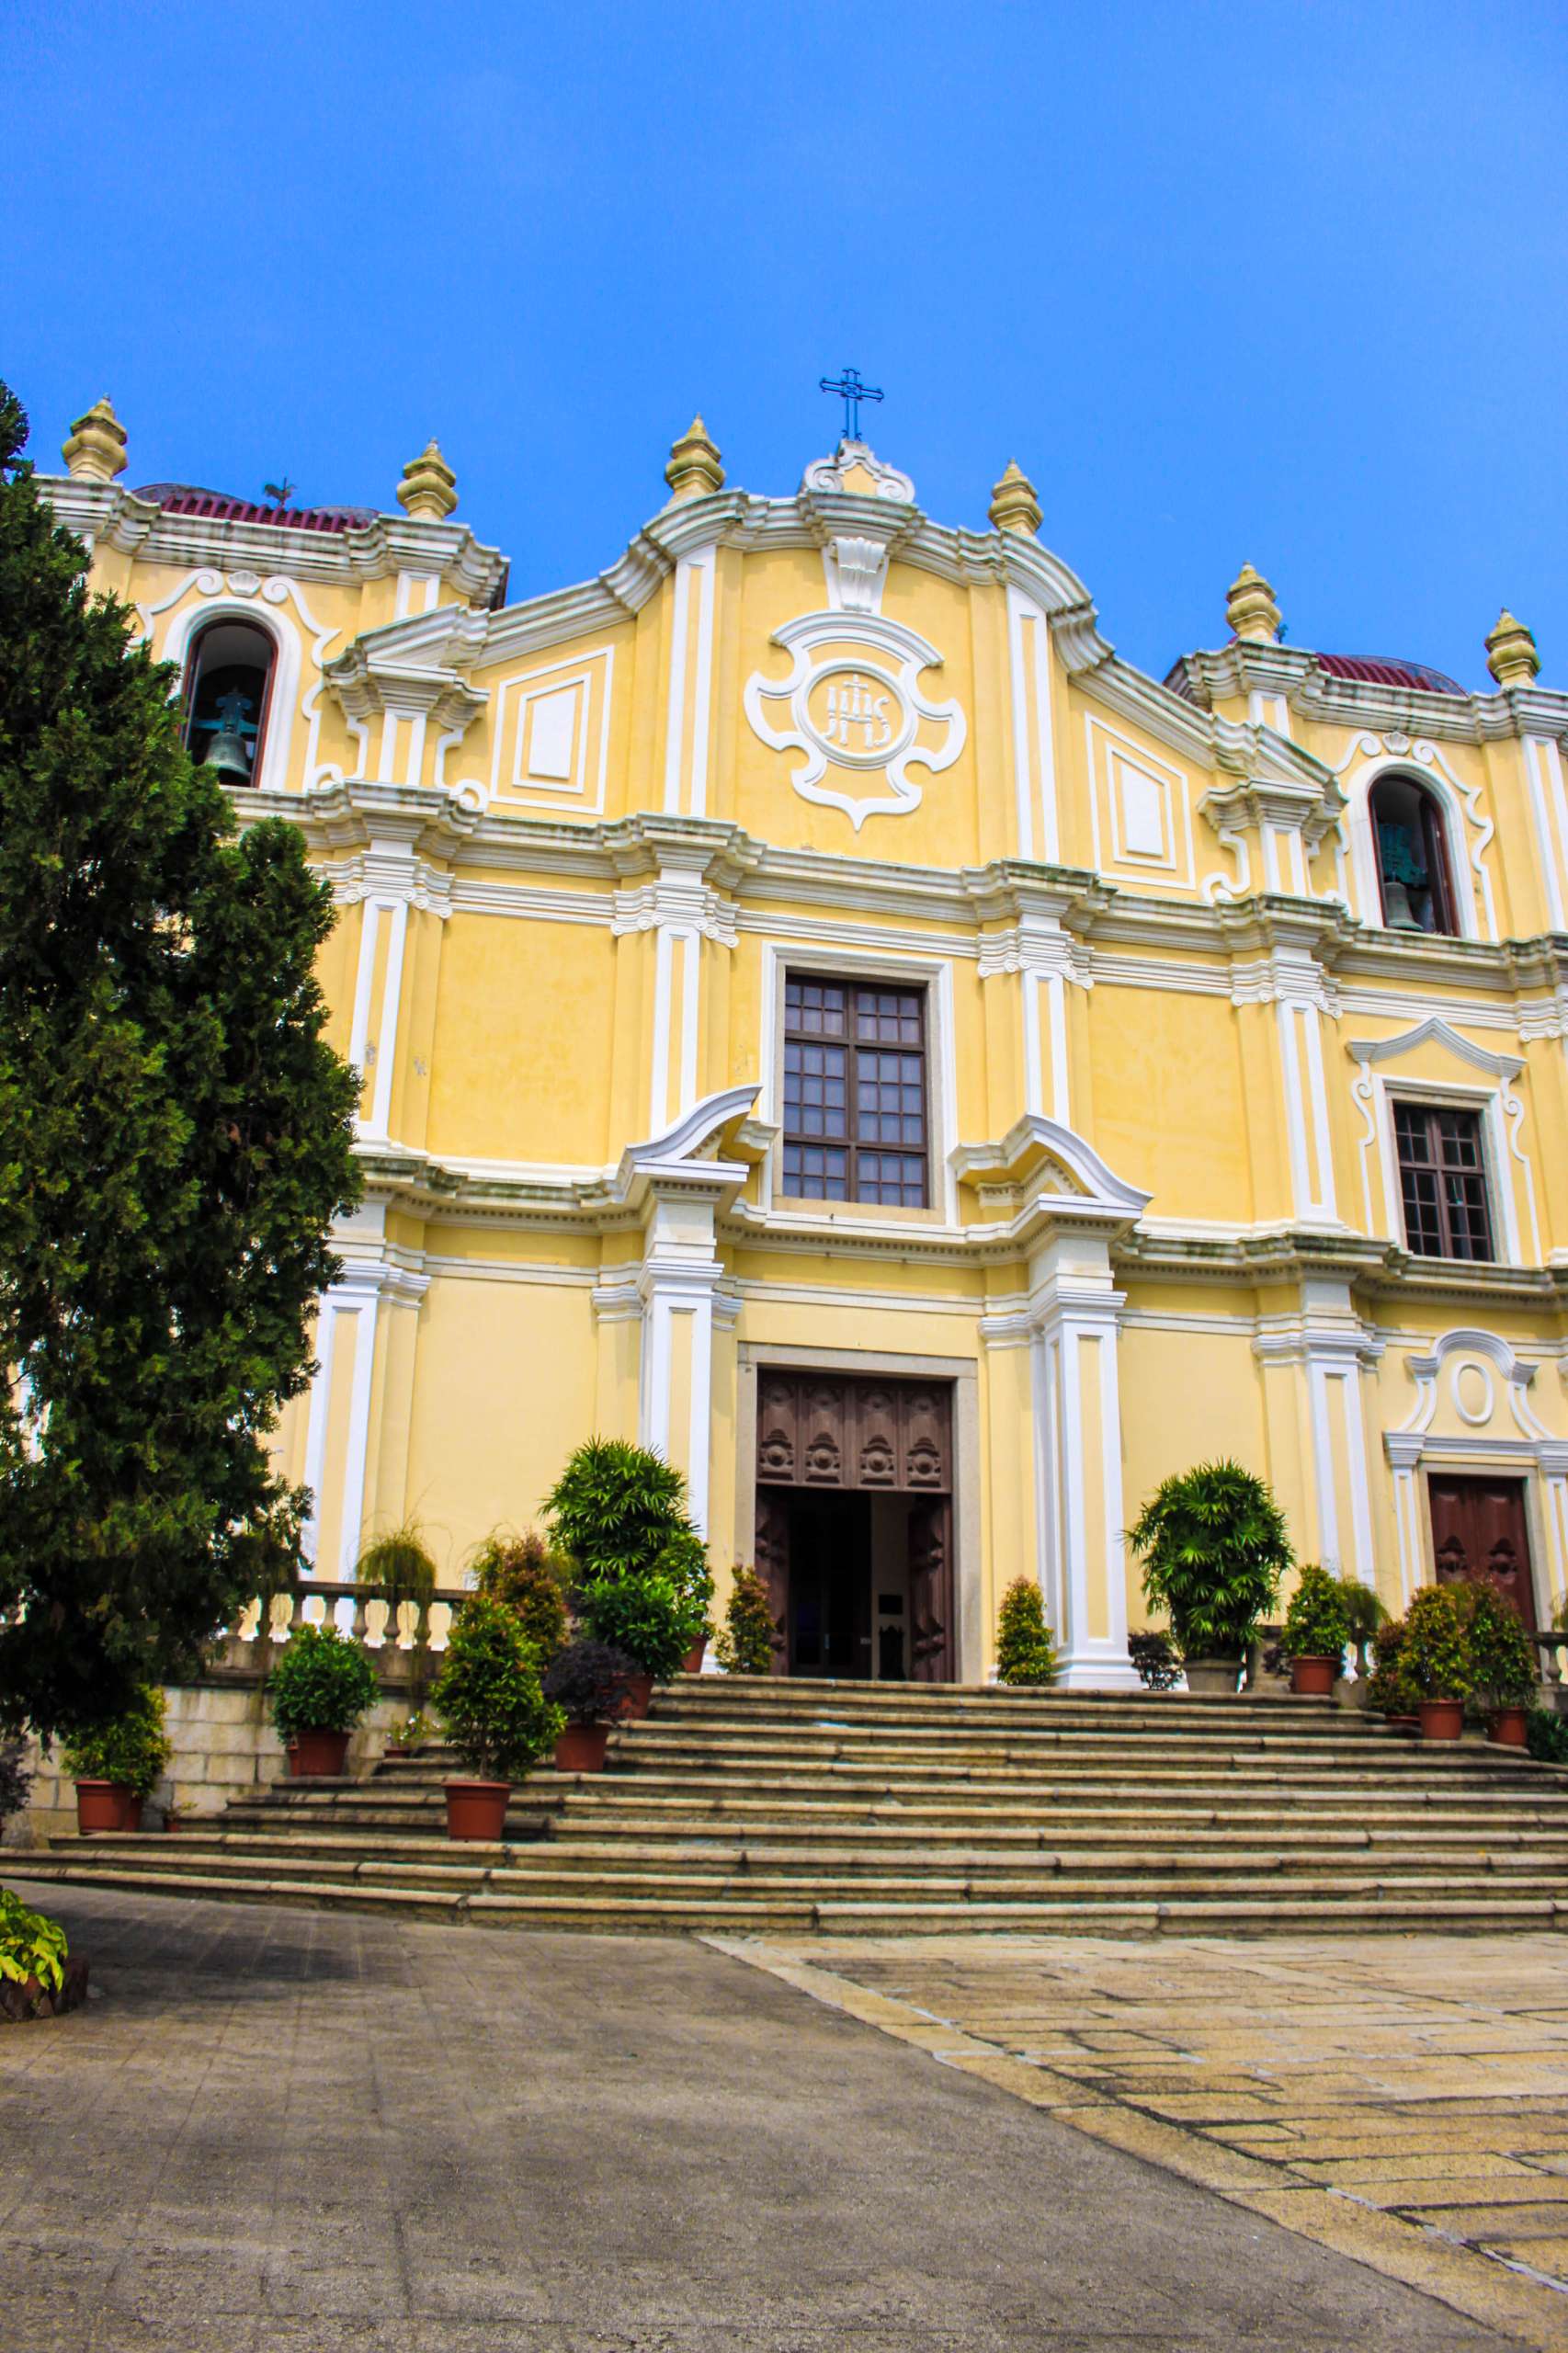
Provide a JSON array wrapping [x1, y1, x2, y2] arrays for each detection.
[[183, 618, 277, 783], [1370, 771, 1459, 936]]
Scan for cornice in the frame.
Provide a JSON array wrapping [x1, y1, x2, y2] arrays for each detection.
[[38, 475, 507, 604], [1169, 638, 1568, 750]]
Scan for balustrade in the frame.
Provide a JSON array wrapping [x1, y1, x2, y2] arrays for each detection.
[[225, 1580, 467, 1658]]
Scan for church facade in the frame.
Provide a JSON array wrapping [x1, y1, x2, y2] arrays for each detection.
[[42, 395, 1568, 1684]]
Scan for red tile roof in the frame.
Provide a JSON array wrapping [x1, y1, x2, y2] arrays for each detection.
[[134, 483, 377, 532]]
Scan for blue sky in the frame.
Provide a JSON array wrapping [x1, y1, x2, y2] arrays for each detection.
[[6, 2, 1565, 689]]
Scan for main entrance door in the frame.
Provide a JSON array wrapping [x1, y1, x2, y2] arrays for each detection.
[[1427, 1473, 1539, 1631], [754, 1371, 955, 1680]]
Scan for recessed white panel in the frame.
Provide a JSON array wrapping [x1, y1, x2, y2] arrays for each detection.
[[525, 688, 578, 782]]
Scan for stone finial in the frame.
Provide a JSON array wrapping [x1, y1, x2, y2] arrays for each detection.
[[1225, 562, 1281, 644], [1485, 608, 1540, 688], [665, 415, 724, 501], [397, 439, 458, 521], [988, 459, 1041, 538], [61, 395, 127, 483]]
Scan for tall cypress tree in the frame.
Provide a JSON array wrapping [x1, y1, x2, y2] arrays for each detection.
[[0, 382, 361, 1741]]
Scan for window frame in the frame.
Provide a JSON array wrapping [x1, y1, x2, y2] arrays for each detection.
[[1369, 770, 1460, 938], [181, 615, 279, 783], [778, 971, 933, 1210], [1390, 1096, 1496, 1262]]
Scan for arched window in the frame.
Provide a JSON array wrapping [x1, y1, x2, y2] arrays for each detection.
[[1369, 772, 1457, 935], [183, 619, 276, 783]]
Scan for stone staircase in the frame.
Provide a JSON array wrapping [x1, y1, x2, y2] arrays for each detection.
[[14, 1677, 1568, 1937]]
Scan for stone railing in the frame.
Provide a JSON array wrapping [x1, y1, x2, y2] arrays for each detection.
[[1534, 1631, 1568, 1693], [208, 1579, 474, 1688]]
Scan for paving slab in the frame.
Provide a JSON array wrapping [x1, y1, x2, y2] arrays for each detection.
[[0, 1886, 1540, 2353], [715, 1929, 1568, 2349]]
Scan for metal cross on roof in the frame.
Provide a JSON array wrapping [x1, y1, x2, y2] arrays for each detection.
[[819, 366, 883, 441]]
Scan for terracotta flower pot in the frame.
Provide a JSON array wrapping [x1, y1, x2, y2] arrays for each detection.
[[444, 1779, 511, 1840], [554, 1722, 610, 1774], [74, 1780, 142, 1834], [1182, 1656, 1244, 1696], [682, 1636, 708, 1674], [618, 1673, 655, 1721], [287, 1729, 350, 1779], [1489, 1706, 1528, 1748], [1418, 1698, 1464, 1742], [1290, 1655, 1337, 1698], [1384, 1712, 1419, 1732]]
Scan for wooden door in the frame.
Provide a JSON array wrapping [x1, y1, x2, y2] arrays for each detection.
[[1427, 1474, 1538, 1631], [907, 1496, 955, 1683], [754, 1490, 791, 1676]]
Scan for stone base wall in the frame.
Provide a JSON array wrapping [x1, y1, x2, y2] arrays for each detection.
[[6, 1673, 418, 1847]]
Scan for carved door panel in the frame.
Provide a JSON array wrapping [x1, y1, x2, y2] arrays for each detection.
[[753, 1489, 791, 1676], [756, 1372, 951, 1495], [1428, 1474, 1538, 1632], [906, 1497, 954, 1683]]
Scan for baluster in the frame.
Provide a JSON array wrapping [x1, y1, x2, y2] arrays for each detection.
[[234, 1597, 262, 1644], [363, 1597, 389, 1651], [267, 1591, 295, 1643], [427, 1600, 453, 1654], [301, 1592, 326, 1632]]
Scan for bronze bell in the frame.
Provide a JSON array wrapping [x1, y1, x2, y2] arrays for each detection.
[[205, 688, 255, 779]]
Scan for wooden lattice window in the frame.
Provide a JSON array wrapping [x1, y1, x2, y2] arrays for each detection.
[[1392, 1102, 1494, 1260], [781, 975, 929, 1206]]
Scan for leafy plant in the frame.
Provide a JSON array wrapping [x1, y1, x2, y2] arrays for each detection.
[[1367, 1617, 1419, 1715], [1461, 1586, 1539, 1711], [1128, 1629, 1181, 1691], [544, 1438, 693, 1584], [714, 1566, 778, 1675], [0, 381, 361, 1743], [355, 1524, 438, 1620], [576, 1573, 695, 1680], [994, 1578, 1058, 1685], [1335, 1575, 1388, 1673], [653, 1526, 715, 1645], [0, 1741, 33, 1826], [541, 1639, 636, 1725], [1128, 1461, 1291, 1658], [472, 1531, 570, 1665], [267, 1624, 379, 1742], [1280, 1563, 1351, 1667], [384, 1709, 436, 1753], [1525, 1707, 1568, 1765], [430, 1596, 562, 1782], [0, 1885, 67, 1995], [1402, 1584, 1474, 1702], [61, 1684, 173, 1794]]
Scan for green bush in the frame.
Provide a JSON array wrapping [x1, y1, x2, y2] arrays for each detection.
[[1402, 1584, 1473, 1702], [61, 1685, 172, 1795], [1462, 1586, 1539, 1711], [1280, 1563, 1351, 1667], [0, 1885, 67, 1995], [354, 1523, 438, 1616], [1128, 1629, 1181, 1690], [267, 1623, 380, 1743], [653, 1527, 715, 1646], [994, 1578, 1058, 1685], [1525, 1707, 1568, 1765], [430, 1596, 562, 1782], [545, 1438, 693, 1582], [576, 1573, 694, 1680], [1367, 1617, 1418, 1714], [1129, 1461, 1291, 1658], [472, 1531, 571, 1665], [714, 1566, 778, 1674]]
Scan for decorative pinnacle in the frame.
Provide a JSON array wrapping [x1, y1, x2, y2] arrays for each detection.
[[988, 459, 1041, 538], [61, 395, 127, 483], [1485, 608, 1540, 688], [665, 415, 724, 502], [397, 439, 458, 521], [1225, 562, 1281, 645]]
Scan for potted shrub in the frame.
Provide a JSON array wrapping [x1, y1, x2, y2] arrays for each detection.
[[267, 1621, 380, 1777], [62, 1685, 172, 1832], [1402, 1583, 1473, 1740], [1129, 1460, 1291, 1694], [1128, 1629, 1181, 1690], [1367, 1615, 1419, 1726], [575, 1572, 692, 1717], [429, 1595, 562, 1839], [714, 1565, 779, 1674], [541, 1640, 636, 1772], [471, 1529, 570, 1665], [1463, 1585, 1539, 1746], [0, 1884, 84, 2021], [1279, 1563, 1351, 1697], [994, 1577, 1058, 1685], [659, 1529, 716, 1672], [1525, 1707, 1568, 1765]]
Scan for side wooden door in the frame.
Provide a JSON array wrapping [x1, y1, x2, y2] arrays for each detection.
[[1427, 1473, 1538, 1632]]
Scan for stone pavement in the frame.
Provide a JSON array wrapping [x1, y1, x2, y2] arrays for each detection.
[[720, 1931, 1568, 2353], [0, 1890, 1541, 2353]]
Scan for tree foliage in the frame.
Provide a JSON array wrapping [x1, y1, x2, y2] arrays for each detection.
[[543, 1438, 693, 1583], [1280, 1563, 1351, 1665], [994, 1577, 1058, 1685], [0, 382, 360, 1740], [472, 1529, 571, 1664], [1128, 1460, 1291, 1657], [266, 1623, 380, 1742], [430, 1596, 562, 1782], [714, 1565, 778, 1675], [60, 1684, 172, 1795]]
